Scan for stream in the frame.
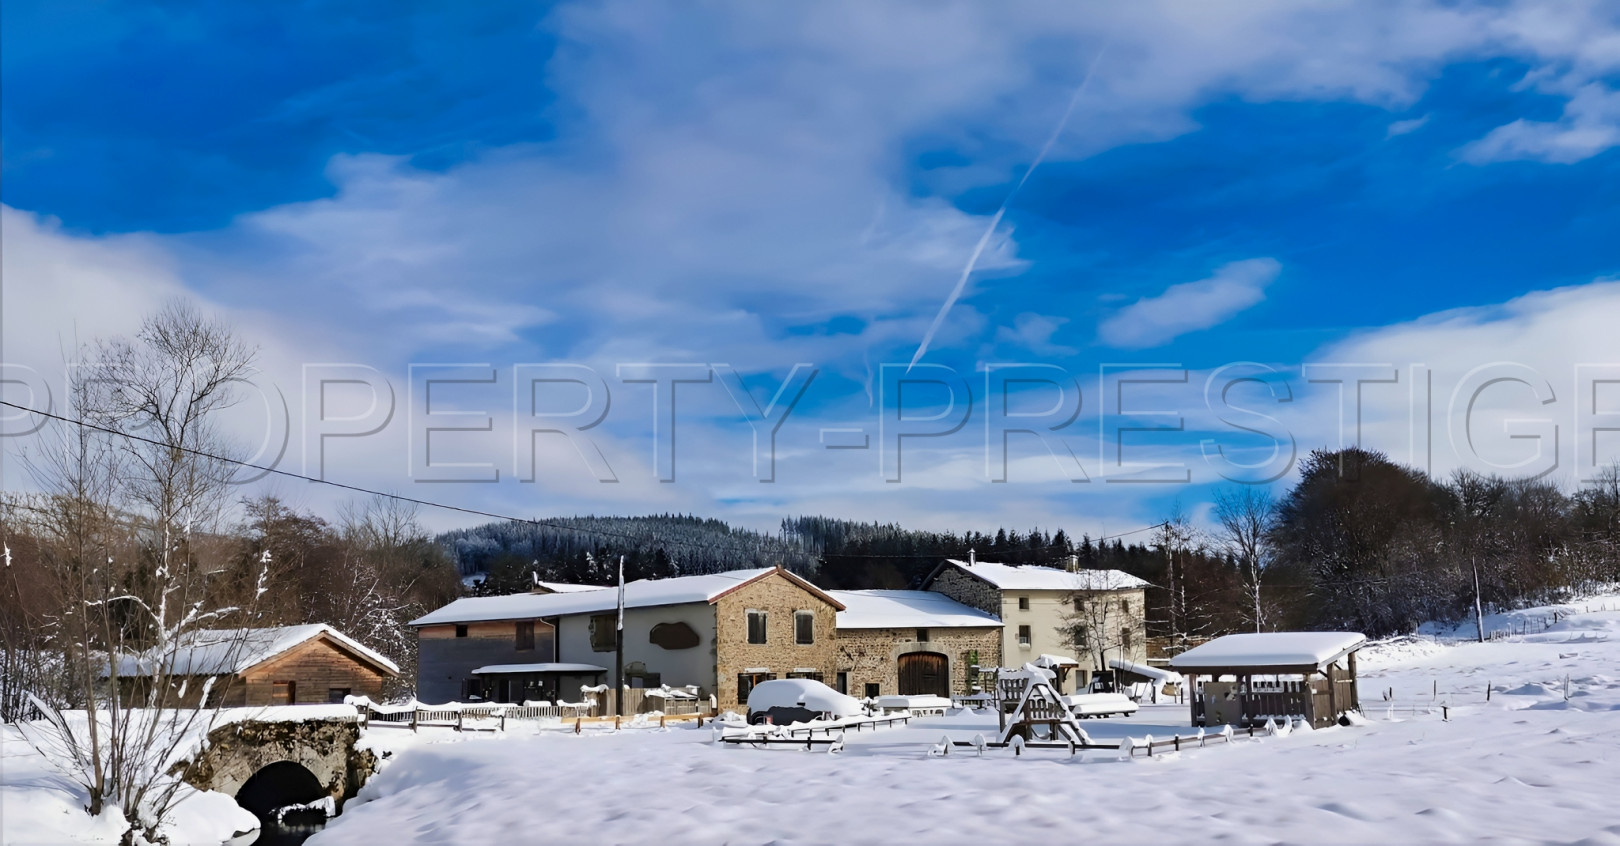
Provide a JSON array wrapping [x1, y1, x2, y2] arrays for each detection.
[[223, 809, 327, 846]]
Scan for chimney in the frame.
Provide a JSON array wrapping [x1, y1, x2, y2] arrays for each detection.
[[1063, 555, 1079, 573], [969, 548, 975, 565]]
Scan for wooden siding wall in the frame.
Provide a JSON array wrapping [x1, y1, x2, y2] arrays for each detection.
[[419, 620, 555, 640], [238, 636, 388, 705]]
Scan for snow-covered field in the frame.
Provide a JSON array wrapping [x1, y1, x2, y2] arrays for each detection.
[[6, 595, 1620, 845]]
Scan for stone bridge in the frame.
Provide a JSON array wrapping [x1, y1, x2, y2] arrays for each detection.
[[178, 717, 377, 819]]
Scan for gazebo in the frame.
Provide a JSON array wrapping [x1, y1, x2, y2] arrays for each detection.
[[1169, 632, 1365, 729]]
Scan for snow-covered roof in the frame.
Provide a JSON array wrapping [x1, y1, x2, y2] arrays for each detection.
[[533, 581, 606, 594], [116, 625, 400, 677], [1169, 632, 1367, 671], [1107, 658, 1183, 684], [938, 560, 1150, 592], [411, 567, 841, 626], [1034, 654, 1081, 668], [830, 590, 1003, 629], [472, 662, 607, 675]]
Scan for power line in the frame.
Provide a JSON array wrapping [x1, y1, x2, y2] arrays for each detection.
[[0, 400, 794, 558], [1, 399, 1171, 564]]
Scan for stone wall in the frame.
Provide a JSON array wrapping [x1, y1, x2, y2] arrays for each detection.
[[834, 627, 1001, 697], [181, 718, 375, 807], [927, 567, 1002, 618], [713, 570, 839, 707]]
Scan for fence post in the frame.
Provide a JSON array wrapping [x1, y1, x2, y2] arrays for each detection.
[[574, 717, 582, 734], [457, 711, 464, 733], [411, 710, 419, 733], [501, 711, 507, 732]]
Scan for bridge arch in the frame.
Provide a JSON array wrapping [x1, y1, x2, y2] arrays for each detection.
[[235, 761, 325, 818], [180, 718, 375, 814]]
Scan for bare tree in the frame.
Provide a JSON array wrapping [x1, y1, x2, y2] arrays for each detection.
[[1059, 581, 1142, 677], [14, 300, 269, 844], [331, 496, 459, 698], [1213, 487, 1276, 633], [1153, 507, 1200, 654]]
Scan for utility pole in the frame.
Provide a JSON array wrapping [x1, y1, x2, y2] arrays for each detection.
[[615, 554, 626, 717]]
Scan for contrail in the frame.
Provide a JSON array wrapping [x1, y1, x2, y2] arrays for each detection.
[[906, 39, 1112, 372]]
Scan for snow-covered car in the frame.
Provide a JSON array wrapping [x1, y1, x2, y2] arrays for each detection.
[[746, 679, 865, 725]]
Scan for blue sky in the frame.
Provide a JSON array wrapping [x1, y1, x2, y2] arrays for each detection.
[[4, 1, 1619, 535]]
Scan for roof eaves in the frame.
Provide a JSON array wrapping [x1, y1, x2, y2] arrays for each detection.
[[706, 566, 846, 611]]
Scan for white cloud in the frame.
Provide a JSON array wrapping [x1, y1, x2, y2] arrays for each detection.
[[9, 1, 1620, 532], [1461, 83, 1620, 164], [994, 313, 1075, 356], [1097, 258, 1282, 349], [1387, 114, 1432, 137], [1247, 280, 1620, 487]]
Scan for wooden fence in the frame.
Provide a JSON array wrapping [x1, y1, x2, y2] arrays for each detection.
[[360, 693, 701, 732], [1126, 723, 1272, 757]]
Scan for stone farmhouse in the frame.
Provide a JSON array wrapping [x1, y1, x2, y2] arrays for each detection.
[[923, 558, 1150, 692], [827, 589, 1002, 699], [411, 558, 1147, 707], [411, 567, 846, 707], [115, 624, 399, 707]]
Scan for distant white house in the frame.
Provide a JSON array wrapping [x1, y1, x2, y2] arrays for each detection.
[[923, 558, 1151, 691]]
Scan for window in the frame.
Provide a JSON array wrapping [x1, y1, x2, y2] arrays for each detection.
[[463, 678, 485, 700], [794, 611, 815, 645], [747, 610, 768, 644], [516, 620, 535, 651], [1018, 625, 1032, 647], [915, 628, 930, 643], [1074, 597, 1085, 612], [737, 671, 775, 703], [1121, 627, 1134, 650], [1017, 596, 1030, 611], [864, 682, 881, 699], [835, 672, 849, 694], [590, 615, 617, 651], [454, 624, 468, 638], [1122, 599, 1132, 616], [787, 670, 823, 682], [328, 687, 351, 704], [272, 680, 296, 704]]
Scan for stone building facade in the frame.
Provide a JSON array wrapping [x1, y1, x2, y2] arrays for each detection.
[[712, 571, 840, 706], [834, 627, 1000, 698], [927, 566, 1002, 617]]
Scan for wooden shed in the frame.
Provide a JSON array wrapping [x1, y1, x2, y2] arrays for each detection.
[[1169, 632, 1365, 729], [115, 624, 399, 707]]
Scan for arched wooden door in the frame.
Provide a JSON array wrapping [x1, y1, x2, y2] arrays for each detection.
[[897, 652, 949, 697]]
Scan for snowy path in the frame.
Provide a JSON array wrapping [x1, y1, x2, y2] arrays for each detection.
[[310, 600, 1620, 846]]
